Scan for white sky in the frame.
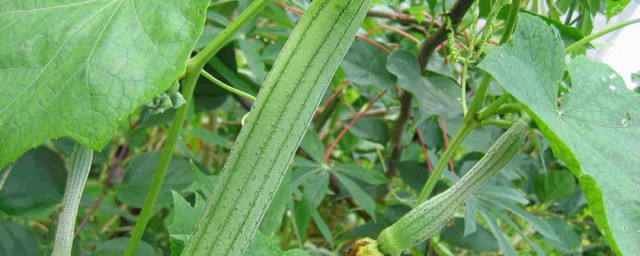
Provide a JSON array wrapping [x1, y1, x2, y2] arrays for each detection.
[[595, 3, 640, 89]]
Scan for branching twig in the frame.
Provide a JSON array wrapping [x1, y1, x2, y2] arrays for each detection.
[[325, 91, 387, 163], [387, 0, 476, 181], [439, 118, 456, 174], [415, 128, 433, 172], [386, 91, 413, 178]]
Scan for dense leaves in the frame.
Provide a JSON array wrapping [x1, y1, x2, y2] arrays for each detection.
[[0, 0, 637, 255]]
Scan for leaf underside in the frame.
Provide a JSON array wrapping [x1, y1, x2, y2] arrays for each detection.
[[479, 14, 640, 255], [0, 0, 208, 168]]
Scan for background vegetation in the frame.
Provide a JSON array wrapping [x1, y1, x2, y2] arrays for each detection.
[[1, 0, 638, 255]]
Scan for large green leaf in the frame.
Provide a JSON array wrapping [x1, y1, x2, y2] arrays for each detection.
[[0, 221, 40, 256], [341, 39, 396, 92], [0, 148, 66, 216], [117, 152, 194, 209], [0, 0, 209, 168], [386, 50, 462, 121], [168, 191, 206, 255], [294, 170, 329, 241], [479, 14, 640, 255], [92, 237, 159, 256], [244, 232, 310, 256], [534, 170, 576, 203], [440, 217, 499, 252]]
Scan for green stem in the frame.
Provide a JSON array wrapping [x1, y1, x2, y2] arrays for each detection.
[[476, 94, 509, 120], [417, 0, 520, 203], [565, 18, 640, 54], [190, 0, 271, 68], [201, 70, 256, 101], [478, 103, 521, 119], [52, 144, 93, 256], [481, 118, 515, 128], [499, 0, 521, 44], [124, 1, 270, 255], [460, 59, 469, 115], [417, 121, 476, 203]]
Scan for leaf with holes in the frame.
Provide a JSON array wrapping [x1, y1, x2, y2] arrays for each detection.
[[0, 0, 208, 168], [479, 14, 640, 255]]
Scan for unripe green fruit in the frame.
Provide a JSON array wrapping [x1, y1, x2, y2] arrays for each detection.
[[377, 119, 529, 255]]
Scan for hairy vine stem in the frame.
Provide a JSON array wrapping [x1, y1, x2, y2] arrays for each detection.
[[123, 0, 271, 254], [52, 144, 93, 256]]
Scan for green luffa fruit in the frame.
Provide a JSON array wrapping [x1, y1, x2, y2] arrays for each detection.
[[377, 119, 529, 255], [181, 0, 371, 255]]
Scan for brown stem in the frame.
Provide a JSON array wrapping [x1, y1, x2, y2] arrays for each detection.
[[417, 0, 476, 72], [202, 111, 218, 168], [386, 91, 413, 178], [415, 128, 433, 172], [386, 0, 476, 180], [439, 118, 456, 174], [325, 91, 387, 163], [366, 9, 435, 26], [314, 94, 343, 133]]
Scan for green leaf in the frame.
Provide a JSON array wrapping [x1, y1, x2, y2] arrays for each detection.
[[117, 152, 193, 209], [497, 5, 585, 46], [333, 172, 376, 220], [193, 46, 233, 112], [484, 198, 559, 242], [312, 212, 334, 248], [168, 191, 206, 255], [478, 208, 516, 256], [440, 217, 499, 252], [0, 0, 209, 168], [92, 238, 159, 256], [300, 130, 326, 163], [244, 232, 310, 256], [606, 0, 631, 19], [386, 50, 462, 121], [0, 221, 40, 256], [398, 161, 430, 193], [0, 148, 66, 216], [260, 169, 292, 236], [191, 128, 233, 149], [239, 39, 268, 83], [535, 170, 576, 203], [464, 198, 479, 236], [341, 39, 396, 92], [348, 117, 390, 144], [476, 186, 529, 205], [294, 170, 329, 240], [332, 164, 388, 185], [491, 209, 545, 255], [479, 14, 640, 254], [546, 218, 582, 252], [445, 115, 503, 152], [191, 162, 217, 198]]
